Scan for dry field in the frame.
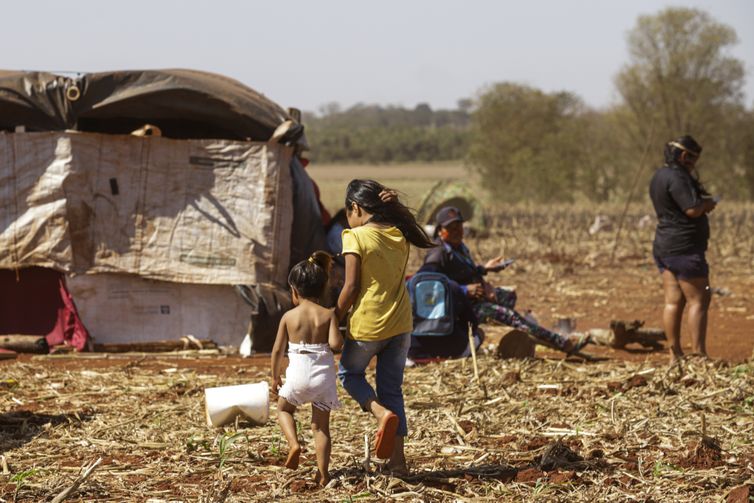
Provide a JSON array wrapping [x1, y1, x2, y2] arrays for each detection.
[[1, 353, 752, 501], [310, 162, 754, 362], [1, 163, 753, 501], [307, 162, 469, 212]]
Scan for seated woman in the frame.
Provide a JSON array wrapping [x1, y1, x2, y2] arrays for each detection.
[[418, 206, 590, 355]]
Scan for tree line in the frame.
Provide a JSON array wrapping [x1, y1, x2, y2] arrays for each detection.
[[303, 8, 754, 202], [303, 103, 470, 163]]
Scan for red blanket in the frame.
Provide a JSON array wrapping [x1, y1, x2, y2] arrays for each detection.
[[0, 267, 90, 351]]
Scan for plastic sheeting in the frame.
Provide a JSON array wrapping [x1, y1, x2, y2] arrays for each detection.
[[67, 273, 250, 346], [0, 69, 304, 143], [0, 131, 294, 287]]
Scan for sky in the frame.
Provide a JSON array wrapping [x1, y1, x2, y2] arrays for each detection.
[[4, 1, 753, 113]]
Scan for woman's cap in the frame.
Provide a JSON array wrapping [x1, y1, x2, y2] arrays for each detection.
[[435, 206, 464, 227]]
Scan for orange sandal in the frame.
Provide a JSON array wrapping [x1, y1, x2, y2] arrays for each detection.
[[374, 412, 399, 459]]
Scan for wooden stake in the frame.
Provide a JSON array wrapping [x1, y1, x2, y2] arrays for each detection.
[[362, 433, 370, 472], [468, 331, 479, 382], [610, 120, 656, 264]]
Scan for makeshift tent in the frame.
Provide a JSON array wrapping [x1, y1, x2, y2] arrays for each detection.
[[416, 181, 489, 236], [0, 69, 325, 350]]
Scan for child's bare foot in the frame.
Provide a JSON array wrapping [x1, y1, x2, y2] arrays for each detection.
[[285, 444, 301, 469], [314, 470, 330, 487]]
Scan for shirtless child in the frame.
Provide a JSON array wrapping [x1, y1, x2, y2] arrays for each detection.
[[271, 251, 343, 486]]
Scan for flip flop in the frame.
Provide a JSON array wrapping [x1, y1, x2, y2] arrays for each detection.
[[374, 412, 399, 459]]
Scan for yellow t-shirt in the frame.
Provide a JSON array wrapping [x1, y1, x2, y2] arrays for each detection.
[[341, 225, 413, 341]]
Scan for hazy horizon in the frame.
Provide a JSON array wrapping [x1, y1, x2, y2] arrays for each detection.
[[5, 0, 753, 113]]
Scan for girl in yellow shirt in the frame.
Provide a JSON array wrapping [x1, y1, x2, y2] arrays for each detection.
[[335, 179, 434, 474]]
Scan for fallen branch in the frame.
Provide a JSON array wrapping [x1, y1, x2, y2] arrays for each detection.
[[92, 338, 217, 353], [50, 457, 102, 503]]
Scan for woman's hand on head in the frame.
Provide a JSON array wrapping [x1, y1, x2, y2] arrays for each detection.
[[379, 189, 397, 203]]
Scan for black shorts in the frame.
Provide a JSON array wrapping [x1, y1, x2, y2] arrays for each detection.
[[654, 252, 709, 280]]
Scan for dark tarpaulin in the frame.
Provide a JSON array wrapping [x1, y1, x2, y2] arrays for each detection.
[[0, 69, 303, 142], [289, 156, 328, 267]]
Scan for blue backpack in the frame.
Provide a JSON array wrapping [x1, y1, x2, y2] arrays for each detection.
[[406, 272, 454, 337]]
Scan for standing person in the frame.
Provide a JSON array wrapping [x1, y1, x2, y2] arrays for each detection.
[[419, 206, 591, 355], [271, 251, 343, 486], [335, 179, 434, 475], [649, 135, 717, 363]]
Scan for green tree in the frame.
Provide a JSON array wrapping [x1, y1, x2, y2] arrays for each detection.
[[615, 7, 749, 198], [707, 106, 754, 199], [616, 8, 744, 144], [303, 103, 470, 163], [573, 110, 633, 202], [467, 83, 585, 202]]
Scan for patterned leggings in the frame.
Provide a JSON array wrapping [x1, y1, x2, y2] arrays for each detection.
[[472, 287, 568, 350]]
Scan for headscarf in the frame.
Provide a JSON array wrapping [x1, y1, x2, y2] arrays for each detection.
[[663, 134, 702, 166]]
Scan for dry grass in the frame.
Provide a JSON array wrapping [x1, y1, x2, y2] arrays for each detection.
[[309, 163, 754, 272], [1, 353, 753, 501]]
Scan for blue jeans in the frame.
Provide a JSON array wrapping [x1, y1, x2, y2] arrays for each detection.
[[338, 333, 410, 436]]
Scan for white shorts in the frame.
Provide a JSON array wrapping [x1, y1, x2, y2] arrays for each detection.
[[278, 342, 341, 411]]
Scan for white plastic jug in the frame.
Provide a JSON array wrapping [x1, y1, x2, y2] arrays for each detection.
[[204, 381, 269, 427]]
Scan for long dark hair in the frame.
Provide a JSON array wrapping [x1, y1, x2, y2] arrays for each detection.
[[287, 250, 333, 300], [345, 179, 434, 248]]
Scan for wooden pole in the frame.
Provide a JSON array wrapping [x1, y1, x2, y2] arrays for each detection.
[[92, 338, 217, 353], [610, 121, 656, 264], [0, 335, 49, 353]]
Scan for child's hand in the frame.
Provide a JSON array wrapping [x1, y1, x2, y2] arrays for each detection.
[[271, 375, 283, 395]]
